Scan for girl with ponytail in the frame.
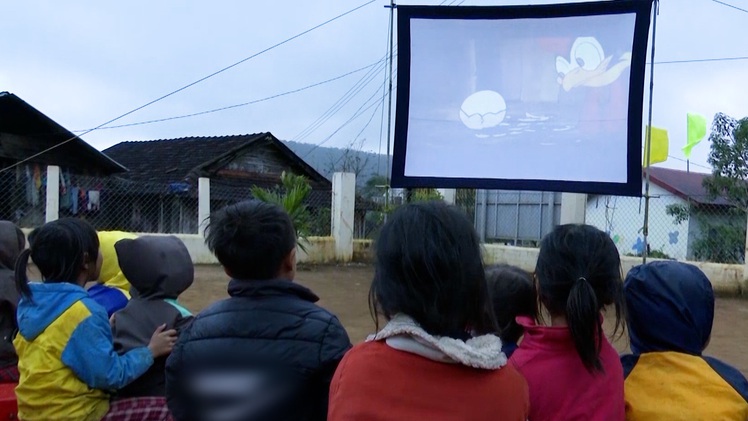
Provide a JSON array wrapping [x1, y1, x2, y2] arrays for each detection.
[[510, 224, 626, 421]]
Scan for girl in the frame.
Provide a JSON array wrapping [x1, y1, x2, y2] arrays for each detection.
[[485, 265, 537, 358], [511, 224, 625, 421], [328, 202, 529, 421], [13, 218, 176, 421]]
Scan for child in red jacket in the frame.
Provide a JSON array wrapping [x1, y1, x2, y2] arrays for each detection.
[[510, 224, 626, 421], [328, 202, 529, 421]]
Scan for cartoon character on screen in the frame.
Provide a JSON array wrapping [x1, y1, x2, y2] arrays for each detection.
[[556, 37, 630, 135], [555, 37, 631, 91]]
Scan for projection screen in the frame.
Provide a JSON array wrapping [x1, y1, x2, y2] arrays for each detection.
[[391, 0, 653, 196]]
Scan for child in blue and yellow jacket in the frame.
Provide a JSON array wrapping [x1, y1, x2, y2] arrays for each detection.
[[13, 218, 177, 421], [621, 261, 748, 420]]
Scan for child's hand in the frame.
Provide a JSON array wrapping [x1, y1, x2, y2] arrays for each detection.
[[147, 324, 178, 358]]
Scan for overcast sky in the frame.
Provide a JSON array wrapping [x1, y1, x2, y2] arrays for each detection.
[[1, 0, 746, 174]]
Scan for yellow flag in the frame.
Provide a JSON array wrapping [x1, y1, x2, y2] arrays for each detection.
[[643, 126, 668, 167]]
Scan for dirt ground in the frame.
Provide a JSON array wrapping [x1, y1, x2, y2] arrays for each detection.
[[181, 264, 748, 376]]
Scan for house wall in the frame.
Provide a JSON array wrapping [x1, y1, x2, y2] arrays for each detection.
[[586, 184, 689, 260]]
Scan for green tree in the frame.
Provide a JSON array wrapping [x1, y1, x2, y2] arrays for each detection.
[[251, 171, 312, 251], [666, 113, 748, 263], [704, 113, 748, 210]]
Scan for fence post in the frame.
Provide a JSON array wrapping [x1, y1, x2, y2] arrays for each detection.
[[198, 177, 210, 236], [559, 193, 587, 225], [332, 172, 355, 262], [438, 188, 456, 205], [45, 165, 60, 223]]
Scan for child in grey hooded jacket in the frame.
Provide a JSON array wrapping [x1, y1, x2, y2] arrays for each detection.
[[111, 235, 194, 398]]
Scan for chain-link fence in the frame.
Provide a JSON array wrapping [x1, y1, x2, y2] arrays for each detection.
[[21, 172, 336, 237], [0, 164, 47, 228], [13, 166, 747, 265], [587, 194, 745, 264]]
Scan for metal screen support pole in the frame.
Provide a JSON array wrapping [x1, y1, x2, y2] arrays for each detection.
[[642, 0, 659, 265]]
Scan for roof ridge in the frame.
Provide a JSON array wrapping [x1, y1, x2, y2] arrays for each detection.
[[106, 132, 268, 145]]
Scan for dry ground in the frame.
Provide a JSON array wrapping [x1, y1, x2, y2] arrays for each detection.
[[181, 264, 748, 375]]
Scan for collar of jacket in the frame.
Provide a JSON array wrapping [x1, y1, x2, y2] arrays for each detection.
[[227, 279, 319, 303], [368, 314, 507, 370]]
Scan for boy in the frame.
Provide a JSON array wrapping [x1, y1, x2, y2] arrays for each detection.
[[111, 235, 194, 399], [165, 200, 352, 421], [622, 261, 748, 420], [485, 265, 536, 358]]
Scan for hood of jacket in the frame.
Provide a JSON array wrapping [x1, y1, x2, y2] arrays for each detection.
[[17, 282, 89, 341], [115, 235, 194, 299], [0, 222, 22, 310], [0, 221, 24, 271], [369, 314, 507, 370], [624, 261, 714, 355], [98, 231, 137, 294]]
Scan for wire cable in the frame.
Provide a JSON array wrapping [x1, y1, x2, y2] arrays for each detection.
[[648, 55, 748, 64], [0, 0, 376, 174], [75, 61, 382, 131], [710, 0, 748, 14]]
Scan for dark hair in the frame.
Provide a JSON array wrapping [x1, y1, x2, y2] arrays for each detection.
[[369, 201, 496, 339], [486, 265, 536, 344], [15, 218, 100, 298], [205, 200, 296, 280], [535, 224, 624, 373]]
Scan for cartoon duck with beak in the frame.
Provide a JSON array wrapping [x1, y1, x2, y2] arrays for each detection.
[[556, 37, 631, 92]]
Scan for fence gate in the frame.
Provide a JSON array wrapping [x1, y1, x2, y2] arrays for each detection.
[[474, 190, 562, 246]]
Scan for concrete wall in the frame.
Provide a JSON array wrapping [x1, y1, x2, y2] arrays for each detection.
[[162, 234, 337, 265], [482, 244, 745, 296], [20, 230, 745, 296]]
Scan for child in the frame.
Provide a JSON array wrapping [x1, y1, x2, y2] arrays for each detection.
[[0, 221, 24, 382], [485, 264, 536, 358], [13, 218, 177, 421], [511, 224, 625, 421], [87, 231, 138, 316], [621, 261, 748, 420], [111, 235, 194, 399], [328, 202, 529, 421], [165, 200, 351, 421]]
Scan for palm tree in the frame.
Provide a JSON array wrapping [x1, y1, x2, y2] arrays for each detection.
[[251, 171, 312, 251]]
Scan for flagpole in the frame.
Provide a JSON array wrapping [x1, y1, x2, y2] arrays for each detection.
[[642, 0, 659, 265]]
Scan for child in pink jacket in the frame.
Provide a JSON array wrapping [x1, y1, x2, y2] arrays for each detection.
[[511, 224, 626, 421]]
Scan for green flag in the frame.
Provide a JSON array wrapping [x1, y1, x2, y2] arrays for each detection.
[[683, 113, 706, 159]]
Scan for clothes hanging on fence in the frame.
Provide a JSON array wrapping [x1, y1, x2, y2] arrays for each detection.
[[71, 187, 80, 215], [88, 191, 100, 211]]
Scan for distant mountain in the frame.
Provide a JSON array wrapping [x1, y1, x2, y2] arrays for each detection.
[[284, 140, 390, 186]]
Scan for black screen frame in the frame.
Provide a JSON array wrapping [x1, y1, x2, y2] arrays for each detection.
[[391, 0, 653, 196]]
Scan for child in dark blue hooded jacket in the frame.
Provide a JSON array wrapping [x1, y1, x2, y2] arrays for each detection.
[[621, 261, 748, 420]]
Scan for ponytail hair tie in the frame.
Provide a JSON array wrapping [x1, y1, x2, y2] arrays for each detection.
[[576, 277, 588, 285]]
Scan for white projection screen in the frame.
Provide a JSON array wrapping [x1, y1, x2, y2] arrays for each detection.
[[392, 0, 653, 195]]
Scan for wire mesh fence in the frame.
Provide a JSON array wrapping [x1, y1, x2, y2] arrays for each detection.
[[0, 164, 47, 228], [210, 178, 334, 237], [8, 166, 746, 265], [587, 194, 745, 264]]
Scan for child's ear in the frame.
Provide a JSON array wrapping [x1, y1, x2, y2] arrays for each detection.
[[280, 248, 297, 279]]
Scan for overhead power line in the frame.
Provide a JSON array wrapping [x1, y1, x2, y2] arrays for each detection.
[[0, 0, 376, 174], [75, 61, 382, 131], [649, 55, 748, 64], [710, 0, 748, 14]]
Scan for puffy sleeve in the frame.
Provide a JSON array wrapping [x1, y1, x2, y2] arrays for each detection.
[[61, 306, 153, 390]]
